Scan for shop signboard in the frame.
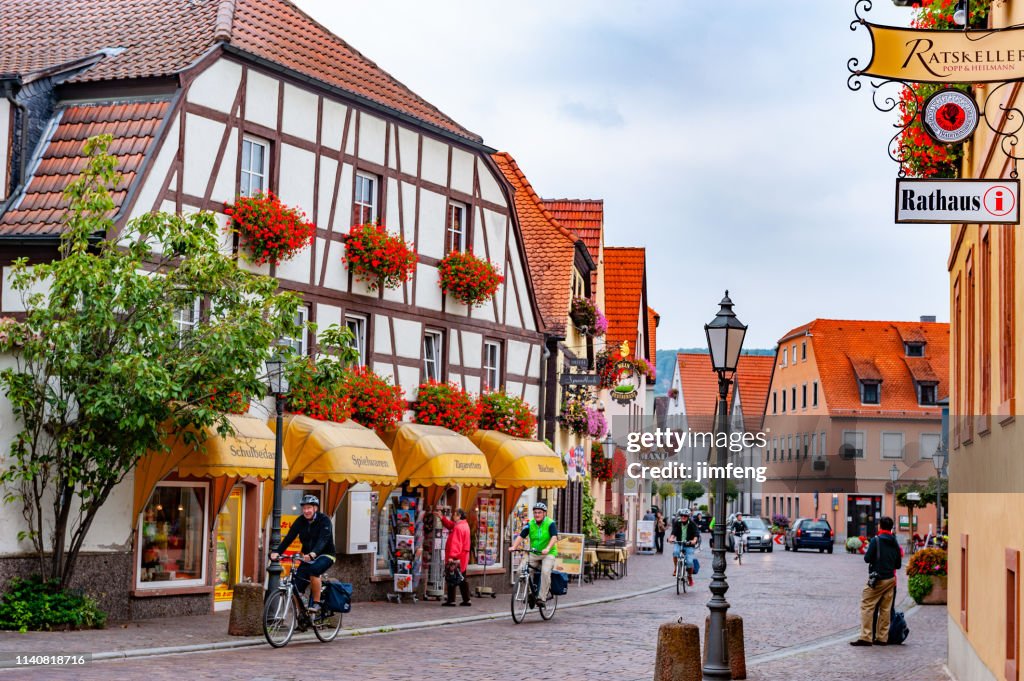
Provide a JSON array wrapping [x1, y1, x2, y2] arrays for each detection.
[[566, 357, 589, 369], [554, 533, 585, 583], [636, 520, 655, 550], [559, 372, 601, 386], [895, 178, 1020, 224], [857, 22, 1024, 84]]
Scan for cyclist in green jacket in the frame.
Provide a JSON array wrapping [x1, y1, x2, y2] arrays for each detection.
[[509, 502, 558, 607]]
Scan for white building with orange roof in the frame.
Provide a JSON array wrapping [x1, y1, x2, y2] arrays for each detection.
[[761, 318, 948, 542]]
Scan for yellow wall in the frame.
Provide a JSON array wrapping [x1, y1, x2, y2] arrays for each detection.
[[948, 3, 1024, 677]]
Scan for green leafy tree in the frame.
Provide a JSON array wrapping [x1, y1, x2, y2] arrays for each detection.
[[0, 136, 302, 588], [707, 479, 740, 506], [656, 482, 676, 505], [680, 480, 705, 505]]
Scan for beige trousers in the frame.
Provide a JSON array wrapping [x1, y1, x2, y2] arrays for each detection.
[[859, 577, 896, 642], [528, 553, 557, 600]]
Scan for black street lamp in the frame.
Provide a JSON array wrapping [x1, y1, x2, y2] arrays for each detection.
[[889, 463, 899, 532], [933, 445, 946, 529], [265, 345, 289, 597], [702, 291, 747, 680]]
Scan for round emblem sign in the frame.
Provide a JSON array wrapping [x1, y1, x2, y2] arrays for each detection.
[[922, 89, 979, 144]]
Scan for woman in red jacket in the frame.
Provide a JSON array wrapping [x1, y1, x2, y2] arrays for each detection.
[[436, 508, 471, 606]]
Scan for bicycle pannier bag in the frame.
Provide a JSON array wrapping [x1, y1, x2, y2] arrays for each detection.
[[550, 570, 569, 596], [691, 558, 700, 575], [324, 581, 353, 613]]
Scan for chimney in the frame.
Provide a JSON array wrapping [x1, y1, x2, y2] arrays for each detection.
[[920, 315, 937, 323]]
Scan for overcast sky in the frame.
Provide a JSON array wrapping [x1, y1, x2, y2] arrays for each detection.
[[295, 0, 945, 349]]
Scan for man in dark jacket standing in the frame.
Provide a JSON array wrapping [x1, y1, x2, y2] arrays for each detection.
[[270, 494, 335, 612], [851, 516, 902, 646]]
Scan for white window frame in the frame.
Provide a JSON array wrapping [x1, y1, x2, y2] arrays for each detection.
[[353, 171, 379, 225], [781, 348, 788, 367], [424, 329, 444, 382], [446, 200, 467, 253], [282, 306, 309, 357], [860, 381, 881, 405], [136, 480, 210, 590], [918, 382, 938, 406], [174, 298, 201, 348], [920, 433, 942, 460], [240, 136, 269, 197], [346, 313, 368, 367], [842, 430, 866, 459], [811, 433, 817, 457], [820, 431, 827, 457], [483, 340, 501, 391], [881, 432, 905, 460]]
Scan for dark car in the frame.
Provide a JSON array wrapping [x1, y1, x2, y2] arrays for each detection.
[[785, 518, 834, 553], [728, 516, 773, 553]]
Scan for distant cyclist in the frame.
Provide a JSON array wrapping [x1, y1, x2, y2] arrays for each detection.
[[731, 513, 749, 560], [668, 508, 699, 587], [270, 494, 335, 612]]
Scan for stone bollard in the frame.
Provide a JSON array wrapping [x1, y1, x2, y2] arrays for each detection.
[[702, 614, 746, 680], [654, 621, 702, 681], [228, 582, 265, 636]]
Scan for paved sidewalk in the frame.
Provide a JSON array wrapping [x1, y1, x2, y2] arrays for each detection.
[[0, 546, 677, 658]]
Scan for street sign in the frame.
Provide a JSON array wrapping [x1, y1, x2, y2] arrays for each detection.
[[895, 178, 1020, 224], [558, 373, 601, 386], [565, 357, 589, 369]]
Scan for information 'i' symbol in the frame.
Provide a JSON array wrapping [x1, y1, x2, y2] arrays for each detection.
[[996, 191, 1004, 213]]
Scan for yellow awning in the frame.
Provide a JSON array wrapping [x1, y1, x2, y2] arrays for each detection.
[[273, 414, 398, 486], [469, 430, 568, 489], [379, 423, 492, 490], [133, 414, 282, 519]]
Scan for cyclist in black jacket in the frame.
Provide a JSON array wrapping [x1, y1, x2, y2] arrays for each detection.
[[270, 495, 335, 612]]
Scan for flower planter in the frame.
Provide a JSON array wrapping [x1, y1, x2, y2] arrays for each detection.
[[921, 575, 948, 605]]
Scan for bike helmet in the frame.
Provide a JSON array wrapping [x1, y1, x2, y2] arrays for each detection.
[[532, 502, 548, 512], [679, 508, 691, 517], [300, 494, 320, 507]]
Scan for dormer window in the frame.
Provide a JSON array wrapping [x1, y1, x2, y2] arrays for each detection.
[[917, 382, 938, 406], [860, 380, 880, 405], [905, 341, 925, 357]]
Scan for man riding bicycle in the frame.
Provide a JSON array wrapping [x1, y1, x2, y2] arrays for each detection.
[[668, 508, 699, 587], [509, 502, 557, 608], [269, 495, 335, 613], [731, 512, 749, 560]]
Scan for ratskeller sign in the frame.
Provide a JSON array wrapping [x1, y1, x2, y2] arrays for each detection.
[[859, 23, 1024, 83]]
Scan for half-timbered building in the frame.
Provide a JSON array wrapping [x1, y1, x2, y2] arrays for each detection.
[[0, 0, 544, 618]]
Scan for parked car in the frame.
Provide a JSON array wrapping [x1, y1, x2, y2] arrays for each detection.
[[727, 516, 773, 553], [785, 518, 834, 553]]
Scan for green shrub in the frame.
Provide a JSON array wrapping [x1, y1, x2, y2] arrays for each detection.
[[908, 574, 935, 603], [0, 575, 107, 632]]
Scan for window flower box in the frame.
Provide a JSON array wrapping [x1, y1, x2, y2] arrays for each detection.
[[438, 251, 503, 307], [413, 381, 480, 435], [225, 192, 316, 267], [343, 223, 417, 291], [479, 391, 537, 438]]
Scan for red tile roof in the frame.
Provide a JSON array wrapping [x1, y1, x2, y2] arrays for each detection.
[[0, 100, 170, 236], [677, 352, 774, 431], [0, 0, 479, 142], [492, 152, 577, 334], [778, 319, 950, 417], [647, 307, 659, 364], [540, 199, 602, 260], [603, 247, 646, 354]]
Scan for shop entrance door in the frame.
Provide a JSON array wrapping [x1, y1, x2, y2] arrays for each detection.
[[846, 495, 881, 539], [214, 486, 244, 609]]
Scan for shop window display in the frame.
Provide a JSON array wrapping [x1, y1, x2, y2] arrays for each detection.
[[472, 492, 503, 569], [139, 483, 207, 585], [214, 486, 244, 603]]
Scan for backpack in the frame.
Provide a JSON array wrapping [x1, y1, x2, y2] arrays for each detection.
[[872, 599, 909, 644], [323, 581, 353, 614]]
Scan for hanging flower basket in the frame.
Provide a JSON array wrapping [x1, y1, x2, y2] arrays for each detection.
[[585, 406, 607, 439], [478, 391, 537, 438], [339, 366, 406, 430], [413, 381, 481, 435], [225, 192, 316, 267], [557, 398, 588, 436], [343, 223, 417, 291], [438, 251, 503, 307], [569, 298, 608, 337]]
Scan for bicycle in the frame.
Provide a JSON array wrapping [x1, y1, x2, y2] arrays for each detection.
[[262, 555, 344, 647], [510, 549, 557, 623], [732, 531, 746, 565], [668, 540, 692, 594]]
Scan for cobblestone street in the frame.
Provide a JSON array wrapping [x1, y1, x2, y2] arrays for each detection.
[[0, 546, 950, 680]]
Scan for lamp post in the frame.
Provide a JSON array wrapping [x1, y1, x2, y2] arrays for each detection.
[[889, 463, 899, 533], [602, 432, 615, 460], [265, 346, 289, 596], [702, 291, 747, 681], [933, 445, 946, 531]]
